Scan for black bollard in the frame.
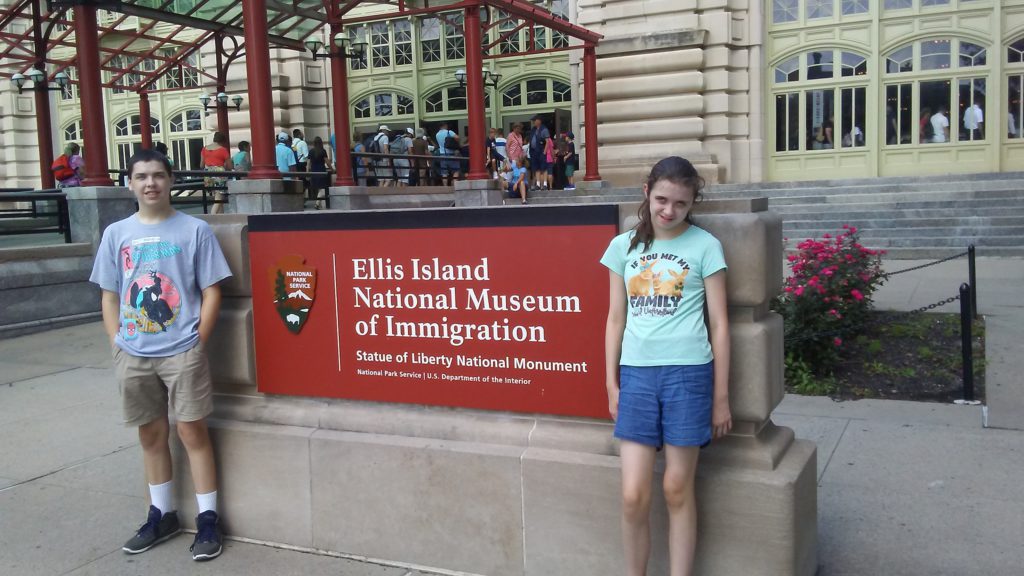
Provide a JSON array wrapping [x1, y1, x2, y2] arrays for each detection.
[[960, 283, 974, 402], [968, 244, 977, 320]]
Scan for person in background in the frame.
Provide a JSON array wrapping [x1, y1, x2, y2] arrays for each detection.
[[154, 142, 173, 170], [292, 129, 310, 199], [411, 127, 429, 186], [275, 132, 296, 175], [54, 142, 85, 188], [930, 107, 950, 143], [231, 141, 251, 173], [563, 131, 577, 191], [199, 131, 233, 215], [307, 136, 332, 209], [504, 156, 528, 205], [528, 116, 551, 190], [506, 122, 525, 171]]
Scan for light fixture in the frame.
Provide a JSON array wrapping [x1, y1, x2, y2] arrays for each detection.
[[216, 91, 228, 105], [455, 68, 500, 89], [308, 33, 366, 62], [199, 91, 243, 112], [198, 92, 211, 110], [231, 95, 243, 110], [10, 69, 68, 93]]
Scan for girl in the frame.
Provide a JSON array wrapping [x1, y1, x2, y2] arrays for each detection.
[[600, 156, 732, 576], [199, 131, 233, 214], [307, 136, 333, 209]]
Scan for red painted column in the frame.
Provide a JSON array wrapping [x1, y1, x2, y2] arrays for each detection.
[[31, 1, 54, 189], [463, 5, 488, 180], [582, 45, 601, 182], [73, 5, 114, 186], [34, 81, 55, 189], [241, 0, 280, 179], [213, 34, 230, 148], [330, 23, 355, 186], [138, 92, 153, 150]]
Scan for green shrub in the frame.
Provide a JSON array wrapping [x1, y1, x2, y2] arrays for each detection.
[[774, 226, 886, 379]]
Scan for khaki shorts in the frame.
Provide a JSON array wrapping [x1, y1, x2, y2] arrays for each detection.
[[111, 341, 214, 427]]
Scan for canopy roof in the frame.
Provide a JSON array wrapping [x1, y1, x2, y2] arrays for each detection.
[[0, 0, 600, 94]]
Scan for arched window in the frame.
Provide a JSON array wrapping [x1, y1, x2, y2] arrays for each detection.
[[1006, 37, 1024, 139], [169, 110, 203, 133], [352, 92, 415, 118], [500, 78, 570, 108], [771, 49, 869, 153], [883, 38, 990, 145], [63, 120, 82, 143], [164, 109, 205, 172]]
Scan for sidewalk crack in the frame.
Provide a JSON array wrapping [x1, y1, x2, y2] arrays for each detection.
[[818, 418, 851, 485]]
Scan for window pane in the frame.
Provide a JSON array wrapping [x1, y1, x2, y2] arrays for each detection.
[[534, 26, 547, 51], [806, 0, 833, 20], [502, 83, 521, 107], [921, 0, 948, 6], [1009, 75, 1023, 139], [921, 39, 951, 71], [885, 83, 913, 145], [806, 89, 836, 149], [151, 118, 160, 134], [371, 22, 390, 68], [807, 51, 834, 80], [349, 26, 367, 69], [840, 87, 866, 147], [920, 80, 951, 143], [526, 79, 548, 105], [395, 20, 412, 66], [775, 93, 799, 151], [115, 118, 129, 137], [425, 91, 443, 113], [884, 0, 912, 9], [958, 78, 985, 141], [775, 57, 799, 83], [64, 122, 79, 142], [445, 14, 465, 60], [886, 45, 913, 73], [842, 0, 868, 15], [841, 52, 867, 77], [354, 98, 370, 118], [397, 95, 414, 115], [553, 81, 571, 103], [185, 110, 202, 131], [773, 0, 798, 23], [374, 93, 393, 117], [447, 86, 466, 111], [959, 42, 986, 68], [1009, 38, 1024, 64]]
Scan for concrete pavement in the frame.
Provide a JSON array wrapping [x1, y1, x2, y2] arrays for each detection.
[[1, 256, 1023, 575]]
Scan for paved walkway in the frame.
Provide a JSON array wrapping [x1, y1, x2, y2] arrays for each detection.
[[1, 257, 1022, 575]]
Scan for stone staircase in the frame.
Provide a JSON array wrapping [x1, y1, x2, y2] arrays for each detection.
[[527, 173, 1024, 258]]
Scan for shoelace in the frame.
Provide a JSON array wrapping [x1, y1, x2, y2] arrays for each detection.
[[191, 515, 218, 548], [136, 509, 161, 538]]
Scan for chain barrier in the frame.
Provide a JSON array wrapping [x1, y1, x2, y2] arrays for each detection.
[[783, 293, 961, 345], [880, 250, 969, 279]]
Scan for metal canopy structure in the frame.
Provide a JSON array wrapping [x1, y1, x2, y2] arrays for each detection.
[[0, 0, 602, 188]]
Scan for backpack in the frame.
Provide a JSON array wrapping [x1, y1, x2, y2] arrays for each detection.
[[923, 117, 935, 140], [367, 133, 385, 155], [390, 135, 409, 155], [52, 154, 75, 181], [443, 131, 460, 153]]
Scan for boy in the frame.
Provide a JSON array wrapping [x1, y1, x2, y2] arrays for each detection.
[[89, 149, 233, 561]]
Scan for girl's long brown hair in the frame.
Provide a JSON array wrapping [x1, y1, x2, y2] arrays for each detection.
[[628, 156, 705, 254]]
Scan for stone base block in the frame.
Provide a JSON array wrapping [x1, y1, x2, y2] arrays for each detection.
[[328, 185, 455, 210], [574, 179, 612, 191], [227, 179, 304, 214], [208, 297, 254, 387], [175, 404, 816, 576], [453, 179, 503, 206], [64, 186, 135, 248]]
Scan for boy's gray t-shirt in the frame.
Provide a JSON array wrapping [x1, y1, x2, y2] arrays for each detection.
[[90, 211, 232, 357]]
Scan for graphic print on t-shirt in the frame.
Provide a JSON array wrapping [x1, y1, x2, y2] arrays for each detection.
[[120, 238, 183, 338], [626, 253, 691, 318]]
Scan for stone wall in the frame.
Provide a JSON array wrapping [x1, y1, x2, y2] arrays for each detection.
[[0, 243, 100, 338], [578, 0, 764, 186], [171, 202, 816, 576]]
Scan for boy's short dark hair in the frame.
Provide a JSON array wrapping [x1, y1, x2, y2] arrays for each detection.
[[126, 149, 174, 179]]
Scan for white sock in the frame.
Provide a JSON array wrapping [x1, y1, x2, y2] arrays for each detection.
[[196, 491, 218, 514], [149, 480, 175, 515]]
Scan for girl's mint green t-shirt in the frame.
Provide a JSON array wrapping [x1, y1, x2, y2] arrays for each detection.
[[600, 226, 727, 366]]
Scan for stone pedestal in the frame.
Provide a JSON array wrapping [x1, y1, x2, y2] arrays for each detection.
[[227, 179, 304, 214], [63, 186, 135, 250], [328, 185, 455, 210], [453, 178, 503, 207], [172, 200, 816, 576], [574, 179, 612, 191]]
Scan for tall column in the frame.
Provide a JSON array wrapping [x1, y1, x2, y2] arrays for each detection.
[[214, 34, 231, 147], [582, 46, 601, 182], [241, 0, 280, 179], [139, 92, 153, 150], [73, 4, 114, 186], [32, 0, 54, 189], [330, 23, 355, 186], [463, 5, 487, 180], [34, 83, 55, 189]]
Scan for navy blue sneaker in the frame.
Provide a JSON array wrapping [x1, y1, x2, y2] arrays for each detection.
[[123, 505, 181, 554], [190, 510, 223, 561]]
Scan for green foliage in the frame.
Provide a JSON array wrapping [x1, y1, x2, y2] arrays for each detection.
[[773, 226, 886, 375], [785, 353, 837, 396]]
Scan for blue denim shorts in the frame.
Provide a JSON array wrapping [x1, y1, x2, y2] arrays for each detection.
[[614, 362, 714, 448]]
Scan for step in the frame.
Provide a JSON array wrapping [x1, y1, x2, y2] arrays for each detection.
[[869, 246, 1024, 259], [784, 225, 1024, 239], [712, 171, 1024, 193], [769, 189, 1024, 206], [783, 216, 1024, 230], [772, 197, 1024, 212], [710, 179, 1024, 199], [774, 206, 1024, 219]]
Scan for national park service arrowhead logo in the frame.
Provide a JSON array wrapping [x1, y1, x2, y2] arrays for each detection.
[[270, 255, 317, 334]]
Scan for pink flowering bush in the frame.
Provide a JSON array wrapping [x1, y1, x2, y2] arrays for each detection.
[[774, 226, 886, 375]]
